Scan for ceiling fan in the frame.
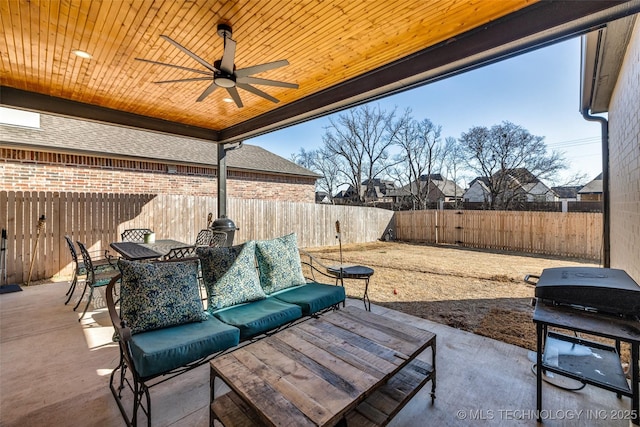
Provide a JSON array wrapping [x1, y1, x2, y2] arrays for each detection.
[[136, 24, 298, 108]]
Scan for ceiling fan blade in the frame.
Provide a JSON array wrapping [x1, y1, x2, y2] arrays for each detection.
[[154, 77, 213, 84], [226, 86, 243, 108], [235, 60, 289, 78], [237, 76, 298, 89], [135, 58, 213, 76], [237, 83, 279, 103], [196, 82, 218, 102], [160, 35, 218, 72], [220, 38, 236, 74]]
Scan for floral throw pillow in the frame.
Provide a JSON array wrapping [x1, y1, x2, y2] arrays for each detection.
[[255, 233, 306, 294], [196, 241, 266, 311], [118, 259, 208, 335]]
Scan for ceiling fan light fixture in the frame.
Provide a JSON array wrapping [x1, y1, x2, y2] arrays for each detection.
[[214, 75, 235, 88]]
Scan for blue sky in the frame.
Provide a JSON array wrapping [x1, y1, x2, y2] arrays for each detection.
[[248, 36, 603, 188]]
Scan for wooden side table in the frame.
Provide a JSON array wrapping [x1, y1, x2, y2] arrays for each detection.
[[326, 265, 374, 311]]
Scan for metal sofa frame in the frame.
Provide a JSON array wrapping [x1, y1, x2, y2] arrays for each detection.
[[105, 251, 343, 426]]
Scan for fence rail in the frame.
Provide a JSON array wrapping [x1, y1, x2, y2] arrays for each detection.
[[0, 191, 394, 284], [1, 192, 603, 284], [394, 209, 603, 260]]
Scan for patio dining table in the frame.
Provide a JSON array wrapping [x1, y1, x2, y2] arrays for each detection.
[[110, 239, 190, 261]]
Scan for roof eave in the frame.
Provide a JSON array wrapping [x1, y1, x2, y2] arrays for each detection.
[[0, 140, 319, 179], [580, 13, 638, 114]]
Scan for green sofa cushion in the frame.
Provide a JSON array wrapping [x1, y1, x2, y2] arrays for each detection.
[[255, 233, 306, 294], [272, 282, 346, 315], [129, 316, 240, 378], [212, 298, 302, 339], [197, 242, 266, 311], [118, 259, 208, 335]]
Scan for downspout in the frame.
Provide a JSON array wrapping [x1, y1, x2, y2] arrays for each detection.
[[581, 109, 610, 267]]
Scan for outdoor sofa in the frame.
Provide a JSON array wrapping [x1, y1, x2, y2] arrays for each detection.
[[105, 233, 345, 426]]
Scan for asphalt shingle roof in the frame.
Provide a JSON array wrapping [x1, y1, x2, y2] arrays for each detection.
[[1, 113, 318, 178], [578, 174, 603, 194], [551, 186, 581, 198]]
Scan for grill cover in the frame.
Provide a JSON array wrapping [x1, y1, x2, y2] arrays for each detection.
[[534, 267, 640, 317]]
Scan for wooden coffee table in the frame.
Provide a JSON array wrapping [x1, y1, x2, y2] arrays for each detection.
[[210, 306, 436, 426]]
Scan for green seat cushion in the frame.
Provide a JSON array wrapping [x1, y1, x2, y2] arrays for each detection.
[[79, 262, 114, 276], [212, 298, 302, 339], [255, 233, 306, 294], [272, 282, 346, 315], [118, 259, 208, 335], [197, 242, 266, 311], [129, 316, 240, 378], [91, 270, 119, 287]]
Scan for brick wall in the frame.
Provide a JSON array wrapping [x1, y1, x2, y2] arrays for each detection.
[[0, 148, 316, 202], [608, 18, 640, 284]]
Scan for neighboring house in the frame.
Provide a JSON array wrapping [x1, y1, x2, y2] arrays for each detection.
[[463, 168, 557, 208], [429, 174, 464, 202], [551, 186, 582, 202], [315, 191, 331, 204], [0, 112, 319, 203], [334, 179, 397, 205], [577, 173, 603, 201], [463, 177, 492, 203], [392, 174, 463, 207]]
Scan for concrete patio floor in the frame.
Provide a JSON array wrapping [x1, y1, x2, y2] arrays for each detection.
[[0, 281, 633, 426]]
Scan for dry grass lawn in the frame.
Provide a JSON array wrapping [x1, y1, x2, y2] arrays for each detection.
[[305, 241, 631, 364]]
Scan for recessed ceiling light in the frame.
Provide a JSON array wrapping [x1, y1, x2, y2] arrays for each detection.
[[72, 50, 92, 59], [222, 98, 234, 103]]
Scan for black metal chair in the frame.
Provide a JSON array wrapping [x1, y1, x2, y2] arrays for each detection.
[[209, 230, 227, 247], [163, 245, 197, 260], [195, 229, 227, 247], [74, 240, 119, 321], [64, 235, 114, 305], [121, 228, 153, 243], [194, 229, 213, 246]]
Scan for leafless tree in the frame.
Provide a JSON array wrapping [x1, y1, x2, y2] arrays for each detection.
[[442, 136, 465, 208], [549, 171, 589, 188], [322, 104, 400, 203], [458, 121, 566, 209], [391, 111, 447, 209], [290, 147, 343, 202]]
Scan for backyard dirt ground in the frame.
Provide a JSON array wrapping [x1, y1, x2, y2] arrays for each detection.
[[305, 241, 631, 364]]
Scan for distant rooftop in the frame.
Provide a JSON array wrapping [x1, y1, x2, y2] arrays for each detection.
[[551, 186, 582, 198], [579, 174, 603, 194]]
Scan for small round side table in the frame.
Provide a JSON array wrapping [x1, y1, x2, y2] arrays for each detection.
[[326, 265, 374, 311]]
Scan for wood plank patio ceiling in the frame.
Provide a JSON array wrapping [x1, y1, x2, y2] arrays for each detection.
[[1, 1, 639, 143]]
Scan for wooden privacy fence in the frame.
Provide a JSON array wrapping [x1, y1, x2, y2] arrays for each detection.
[[394, 209, 603, 260], [0, 191, 394, 284], [1, 191, 603, 284]]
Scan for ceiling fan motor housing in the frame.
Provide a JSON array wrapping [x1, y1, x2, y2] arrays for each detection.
[[217, 24, 233, 39]]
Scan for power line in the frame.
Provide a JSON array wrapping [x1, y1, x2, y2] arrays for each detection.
[[546, 136, 601, 148]]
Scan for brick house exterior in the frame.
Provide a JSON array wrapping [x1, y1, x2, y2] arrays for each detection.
[[0, 113, 318, 202], [606, 18, 640, 284], [582, 16, 640, 284]]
